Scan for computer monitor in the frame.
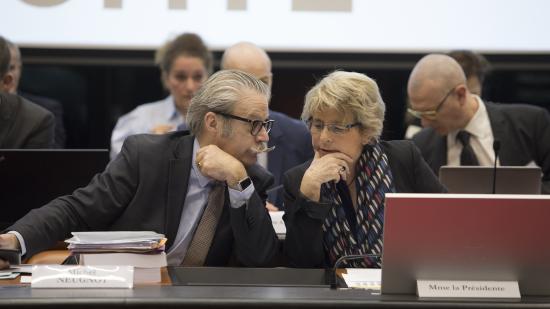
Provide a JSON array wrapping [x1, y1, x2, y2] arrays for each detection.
[[381, 193, 550, 296], [0, 149, 109, 229], [439, 166, 541, 194]]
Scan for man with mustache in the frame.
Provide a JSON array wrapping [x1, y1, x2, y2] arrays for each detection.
[[0, 70, 278, 268]]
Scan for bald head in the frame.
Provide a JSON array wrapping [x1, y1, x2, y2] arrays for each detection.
[[408, 54, 467, 99], [407, 54, 477, 135], [221, 42, 272, 88]]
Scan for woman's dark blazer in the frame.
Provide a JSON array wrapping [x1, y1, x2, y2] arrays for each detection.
[[282, 140, 447, 268]]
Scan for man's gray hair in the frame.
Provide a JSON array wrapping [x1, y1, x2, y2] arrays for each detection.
[[187, 69, 271, 137], [0, 36, 11, 80]]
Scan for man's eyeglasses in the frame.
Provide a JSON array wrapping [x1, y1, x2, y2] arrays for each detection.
[[216, 112, 274, 136], [407, 85, 458, 120], [306, 118, 361, 135]]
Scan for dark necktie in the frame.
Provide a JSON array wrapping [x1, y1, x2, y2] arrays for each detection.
[[181, 183, 225, 266], [456, 131, 479, 166]]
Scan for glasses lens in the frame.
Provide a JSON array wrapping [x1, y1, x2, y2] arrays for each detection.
[[251, 120, 273, 135], [407, 108, 436, 120], [264, 120, 273, 134], [250, 120, 261, 135]]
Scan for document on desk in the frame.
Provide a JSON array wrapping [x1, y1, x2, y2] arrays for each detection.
[[0, 265, 34, 280], [0, 271, 19, 280], [269, 211, 286, 235], [341, 268, 381, 291], [66, 231, 166, 253]]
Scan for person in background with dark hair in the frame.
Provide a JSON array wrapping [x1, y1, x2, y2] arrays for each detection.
[[221, 42, 314, 211], [110, 33, 212, 159], [404, 50, 491, 139], [409, 54, 550, 194], [283, 71, 445, 268], [0, 36, 54, 149], [447, 50, 491, 97], [0, 70, 278, 269], [5, 39, 66, 148]]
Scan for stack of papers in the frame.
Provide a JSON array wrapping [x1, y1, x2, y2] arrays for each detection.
[[0, 271, 19, 280], [66, 231, 166, 253], [65, 231, 168, 283]]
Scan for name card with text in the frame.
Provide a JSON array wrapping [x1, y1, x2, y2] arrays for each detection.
[[417, 280, 520, 299], [31, 265, 134, 288]]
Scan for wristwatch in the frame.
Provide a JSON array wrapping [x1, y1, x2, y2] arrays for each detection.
[[236, 176, 252, 191]]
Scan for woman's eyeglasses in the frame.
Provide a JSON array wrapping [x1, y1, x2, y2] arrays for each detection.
[[306, 118, 361, 135]]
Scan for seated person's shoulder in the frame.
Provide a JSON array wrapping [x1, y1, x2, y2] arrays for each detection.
[[380, 140, 424, 166], [487, 101, 550, 126], [7, 93, 53, 121], [488, 101, 546, 115], [381, 139, 416, 153], [122, 129, 189, 151], [20, 92, 63, 113]]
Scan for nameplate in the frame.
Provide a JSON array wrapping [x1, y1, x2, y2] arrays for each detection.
[[31, 265, 134, 288], [417, 280, 520, 299]]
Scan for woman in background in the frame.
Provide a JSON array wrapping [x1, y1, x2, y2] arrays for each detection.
[[283, 71, 446, 268], [110, 33, 212, 159]]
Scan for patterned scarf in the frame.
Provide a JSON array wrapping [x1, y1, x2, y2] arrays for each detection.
[[321, 141, 395, 268]]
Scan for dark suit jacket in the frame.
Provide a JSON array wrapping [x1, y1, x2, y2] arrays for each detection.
[[412, 102, 550, 194], [9, 132, 279, 266], [0, 92, 54, 149], [282, 140, 446, 268], [267, 110, 314, 209], [21, 92, 66, 148]]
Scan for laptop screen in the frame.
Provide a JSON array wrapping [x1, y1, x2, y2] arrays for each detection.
[[0, 149, 109, 230], [439, 166, 541, 194], [381, 193, 550, 296]]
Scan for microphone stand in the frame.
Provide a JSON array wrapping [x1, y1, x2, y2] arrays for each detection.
[[330, 254, 381, 289], [492, 140, 501, 194]]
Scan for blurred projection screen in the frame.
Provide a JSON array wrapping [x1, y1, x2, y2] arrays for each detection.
[[2, 0, 549, 52]]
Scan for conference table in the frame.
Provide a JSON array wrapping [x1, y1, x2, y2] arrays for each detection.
[[1, 267, 550, 308]]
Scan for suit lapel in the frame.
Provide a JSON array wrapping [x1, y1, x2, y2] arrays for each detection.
[[165, 134, 194, 250], [434, 135, 447, 172], [427, 134, 447, 174]]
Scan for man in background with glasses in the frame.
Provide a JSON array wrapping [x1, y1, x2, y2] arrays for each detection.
[[408, 54, 550, 194], [0, 70, 279, 269], [404, 50, 491, 139], [221, 42, 314, 211]]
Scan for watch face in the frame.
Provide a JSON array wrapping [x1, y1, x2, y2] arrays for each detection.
[[239, 177, 252, 191]]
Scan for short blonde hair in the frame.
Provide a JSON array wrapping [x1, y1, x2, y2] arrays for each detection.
[[302, 71, 385, 142]]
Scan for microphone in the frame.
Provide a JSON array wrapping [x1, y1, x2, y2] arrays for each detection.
[[492, 140, 501, 194], [330, 253, 381, 289]]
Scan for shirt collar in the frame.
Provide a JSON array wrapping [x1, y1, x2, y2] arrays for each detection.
[[449, 95, 491, 142], [191, 138, 213, 188], [164, 96, 181, 121]]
